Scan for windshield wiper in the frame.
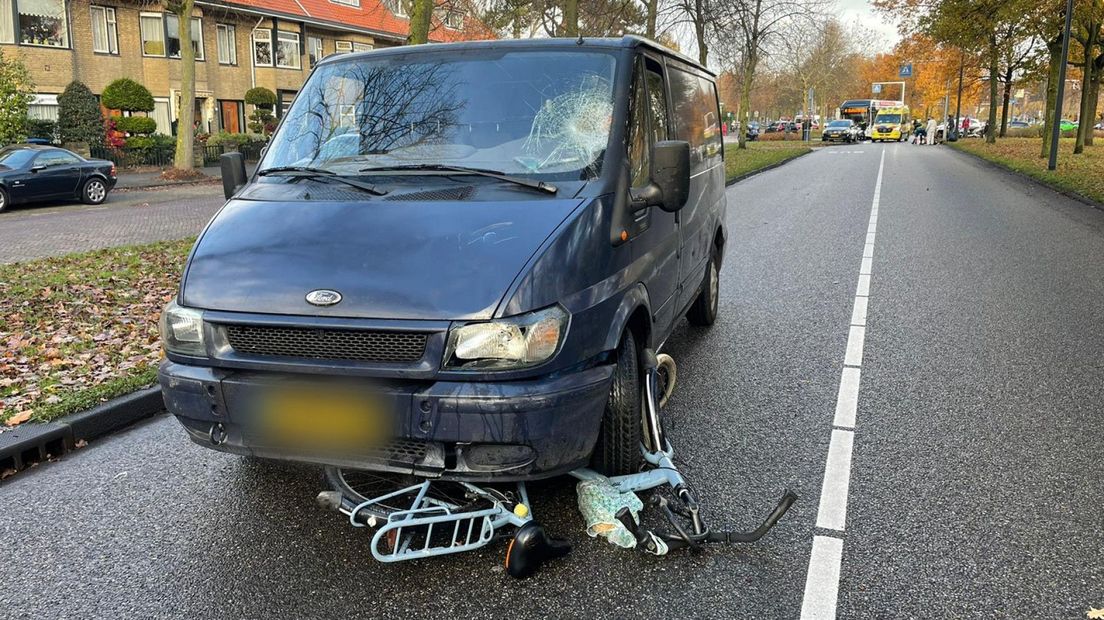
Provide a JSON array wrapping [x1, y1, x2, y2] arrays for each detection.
[[258, 166, 387, 196], [358, 164, 557, 195]]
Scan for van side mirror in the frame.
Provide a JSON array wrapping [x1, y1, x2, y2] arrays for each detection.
[[220, 152, 247, 199], [631, 140, 690, 213]]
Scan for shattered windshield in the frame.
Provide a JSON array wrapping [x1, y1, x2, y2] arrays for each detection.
[[261, 50, 618, 179]]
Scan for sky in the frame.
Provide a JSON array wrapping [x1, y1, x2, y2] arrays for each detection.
[[836, 0, 901, 52]]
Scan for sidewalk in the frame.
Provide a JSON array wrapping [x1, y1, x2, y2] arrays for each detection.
[[115, 162, 258, 190]]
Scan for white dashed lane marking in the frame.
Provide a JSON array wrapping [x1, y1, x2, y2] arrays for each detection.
[[799, 148, 885, 619]]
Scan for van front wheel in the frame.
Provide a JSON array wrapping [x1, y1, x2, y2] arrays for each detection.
[[687, 252, 719, 326], [591, 332, 643, 477]]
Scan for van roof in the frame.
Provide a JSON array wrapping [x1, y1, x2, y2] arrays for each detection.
[[317, 35, 715, 77]]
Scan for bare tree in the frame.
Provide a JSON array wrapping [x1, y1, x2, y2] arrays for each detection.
[[714, 0, 826, 149]]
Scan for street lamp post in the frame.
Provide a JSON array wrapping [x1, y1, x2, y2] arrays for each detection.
[[1049, 0, 1075, 171]]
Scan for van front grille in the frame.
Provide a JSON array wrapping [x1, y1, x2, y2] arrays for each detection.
[[225, 324, 428, 363]]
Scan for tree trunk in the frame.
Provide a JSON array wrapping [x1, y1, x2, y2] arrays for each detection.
[[737, 52, 759, 150], [694, 0, 707, 65], [645, 0, 658, 38], [562, 0, 578, 37], [1041, 37, 1063, 158], [408, 0, 433, 44], [173, 0, 195, 171], [1087, 54, 1102, 145], [999, 68, 1012, 138], [986, 37, 999, 144], [1075, 24, 1098, 154]]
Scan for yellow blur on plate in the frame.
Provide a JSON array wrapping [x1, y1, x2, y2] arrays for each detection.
[[262, 387, 391, 452]]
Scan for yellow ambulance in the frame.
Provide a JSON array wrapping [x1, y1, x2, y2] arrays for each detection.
[[870, 106, 910, 142]]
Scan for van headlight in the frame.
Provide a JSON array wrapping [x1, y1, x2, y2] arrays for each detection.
[[158, 299, 206, 357], [444, 306, 568, 370]]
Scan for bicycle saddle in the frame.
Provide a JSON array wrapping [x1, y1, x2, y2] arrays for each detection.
[[505, 522, 571, 578]]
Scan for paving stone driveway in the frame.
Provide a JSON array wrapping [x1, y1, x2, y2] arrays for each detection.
[[0, 184, 225, 264]]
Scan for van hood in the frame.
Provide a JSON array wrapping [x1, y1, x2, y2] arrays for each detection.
[[181, 197, 584, 320]]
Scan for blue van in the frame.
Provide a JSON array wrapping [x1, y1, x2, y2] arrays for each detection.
[[159, 36, 727, 481]]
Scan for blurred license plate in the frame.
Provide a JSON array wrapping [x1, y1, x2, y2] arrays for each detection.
[[261, 387, 390, 451]]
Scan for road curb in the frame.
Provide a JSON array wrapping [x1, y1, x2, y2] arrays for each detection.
[[0, 386, 163, 476], [725, 149, 814, 186], [947, 145, 1104, 212]]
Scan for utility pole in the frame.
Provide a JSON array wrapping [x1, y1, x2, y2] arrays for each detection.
[[1049, 0, 1074, 171]]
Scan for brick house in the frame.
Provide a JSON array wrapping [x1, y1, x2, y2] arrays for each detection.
[[3, 0, 488, 135]]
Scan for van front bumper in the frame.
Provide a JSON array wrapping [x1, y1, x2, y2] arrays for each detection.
[[158, 360, 614, 481]]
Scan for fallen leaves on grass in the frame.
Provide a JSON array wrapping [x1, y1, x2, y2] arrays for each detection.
[[4, 410, 31, 426], [0, 239, 193, 424]]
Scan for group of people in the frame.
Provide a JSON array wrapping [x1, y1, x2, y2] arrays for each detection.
[[911, 118, 940, 145]]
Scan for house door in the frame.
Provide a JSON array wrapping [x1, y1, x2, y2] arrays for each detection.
[[220, 101, 242, 133]]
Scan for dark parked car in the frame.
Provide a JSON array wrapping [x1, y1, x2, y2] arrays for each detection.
[[0, 145, 116, 213], [159, 36, 727, 481], [821, 119, 859, 143]]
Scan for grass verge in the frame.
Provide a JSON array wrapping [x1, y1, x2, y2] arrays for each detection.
[[949, 138, 1104, 205], [0, 239, 193, 425], [725, 142, 812, 183]]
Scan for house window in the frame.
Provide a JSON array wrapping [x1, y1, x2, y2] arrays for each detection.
[[253, 29, 272, 66], [90, 6, 117, 54], [334, 40, 351, 54], [330, 0, 359, 6], [384, 0, 406, 17], [276, 31, 300, 69], [166, 14, 203, 60], [28, 94, 58, 120], [140, 13, 164, 55], [216, 24, 236, 65], [308, 36, 322, 66], [152, 98, 171, 134], [443, 10, 464, 29], [16, 0, 68, 47], [353, 42, 371, 52]]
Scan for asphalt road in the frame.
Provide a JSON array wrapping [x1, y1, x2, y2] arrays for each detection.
[[0, 183, 224, 263], [2, 143, 1102, 619]]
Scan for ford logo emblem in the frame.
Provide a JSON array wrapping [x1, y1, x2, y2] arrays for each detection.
[[305, 289, 342, 306]]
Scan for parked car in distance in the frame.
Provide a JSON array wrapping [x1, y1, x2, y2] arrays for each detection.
[[0, 145, 117, 213], [159, 36, 728, 483], [746, 121, 760, 141], [1008, 120, 1030, 129], [821, 119, 859, 143], [1059, 119, 1078, 131]]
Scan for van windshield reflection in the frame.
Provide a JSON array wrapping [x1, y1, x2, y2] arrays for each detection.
[[260, 50, 618, 180]]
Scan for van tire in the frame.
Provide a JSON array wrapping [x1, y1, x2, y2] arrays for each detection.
[[687, 252, 719, 326], [591, 332, 643, 477]]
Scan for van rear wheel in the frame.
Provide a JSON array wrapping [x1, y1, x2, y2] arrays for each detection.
[[687, 251, 719, 326], [591, 332, 643, 477]]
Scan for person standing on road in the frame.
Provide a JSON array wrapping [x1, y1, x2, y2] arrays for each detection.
[[926, 117, 938, 144]]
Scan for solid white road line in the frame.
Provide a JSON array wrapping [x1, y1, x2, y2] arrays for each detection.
[[815, 429, 855, 530], [850, 296, 868, 326], [800, 148, 886, 620], [833, 367, 861, 429], [855, 274, 871, 297], [844, 326, 865, 367], [800, 536, 845, 620]]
